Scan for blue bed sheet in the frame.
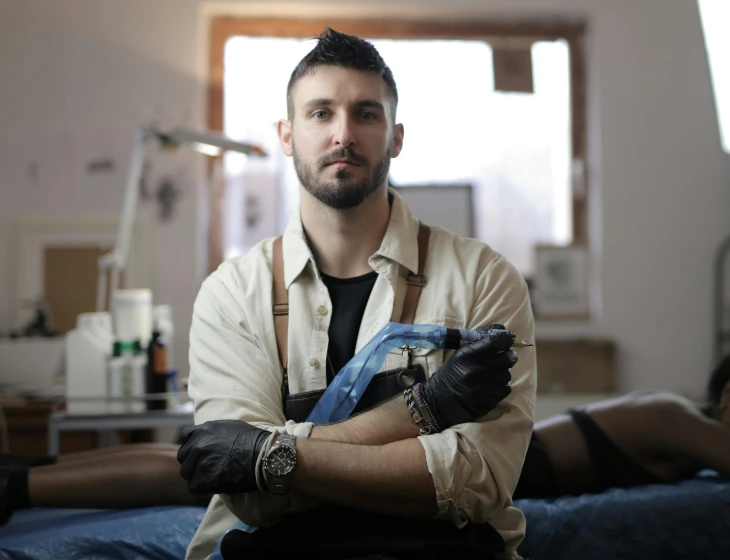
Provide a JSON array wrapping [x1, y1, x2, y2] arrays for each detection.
[[0, 506, 204, 560], [516, 471, 730, 560], [0, 472, 728, 560]]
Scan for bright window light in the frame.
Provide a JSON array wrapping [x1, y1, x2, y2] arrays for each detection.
[[698, 0, 730, 153], [224, 37, 572, 274]]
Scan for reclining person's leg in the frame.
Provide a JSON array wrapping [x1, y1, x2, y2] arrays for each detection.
[[29, 447, 209, 508]]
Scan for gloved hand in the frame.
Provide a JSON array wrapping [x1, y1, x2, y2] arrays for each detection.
[[420, 324, 517, 429], [177, 419, 271, 495]]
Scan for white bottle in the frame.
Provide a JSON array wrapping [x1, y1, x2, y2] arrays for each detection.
[[66, 312, 114, 415], [129, 339, 147, 413], [107, 341, 126, 414], [113, 289, 153, 348], [108, 339, 145, 413]]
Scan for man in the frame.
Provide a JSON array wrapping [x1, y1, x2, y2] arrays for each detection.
[[180, 28, 536, 559]]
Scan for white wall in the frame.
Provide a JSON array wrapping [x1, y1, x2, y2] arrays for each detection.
[[583, 0, 730, 395], [1, 0, 728, 396], [0, 0, 205, 372]]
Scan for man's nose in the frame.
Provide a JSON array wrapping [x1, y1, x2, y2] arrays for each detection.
[[332, 115, 356, 148]]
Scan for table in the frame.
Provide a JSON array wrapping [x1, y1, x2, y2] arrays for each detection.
[[47, 400, 194, 455]]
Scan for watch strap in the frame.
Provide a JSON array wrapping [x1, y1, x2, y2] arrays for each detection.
[[276, 433, 296, 449]]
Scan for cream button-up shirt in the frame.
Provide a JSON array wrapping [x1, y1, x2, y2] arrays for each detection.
[[185, 189, 536, 560]]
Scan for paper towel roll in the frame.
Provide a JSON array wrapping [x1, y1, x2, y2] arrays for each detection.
[[112, 289, 153, 345]]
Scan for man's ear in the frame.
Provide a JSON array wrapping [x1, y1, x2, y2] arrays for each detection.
[[277, 119, 293, 156], [390, 123, 404, 158]]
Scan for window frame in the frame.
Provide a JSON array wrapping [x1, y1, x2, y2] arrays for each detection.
[[206, 17, 588, 272]]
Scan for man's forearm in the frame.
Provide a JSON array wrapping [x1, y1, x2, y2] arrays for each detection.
[[310, 394, 420, 445], [291, 436, 438, 517], [289, 396, 439, 517]]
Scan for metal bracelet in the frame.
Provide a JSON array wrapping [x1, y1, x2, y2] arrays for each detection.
[[413, 383, 441, 434], [403, 388, 431, 435]]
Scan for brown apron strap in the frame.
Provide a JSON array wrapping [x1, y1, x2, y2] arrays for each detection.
[[271, 223, 431, 371], [272, 236, 288, 369], [400, 222, 430, 325]]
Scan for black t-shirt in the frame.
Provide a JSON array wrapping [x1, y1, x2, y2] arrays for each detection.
[[319, 270, 378, 383]]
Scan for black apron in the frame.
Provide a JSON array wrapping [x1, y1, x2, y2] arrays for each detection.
[[284, 364, 426, 423], [220, 364, 505, 560]]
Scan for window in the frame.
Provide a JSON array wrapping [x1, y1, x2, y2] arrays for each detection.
[[698, 0, 730, 153], [208, 19, 587, 278]]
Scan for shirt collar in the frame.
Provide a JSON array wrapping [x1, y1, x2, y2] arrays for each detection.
[[371, 188, 419, 274], [281, 208, 314, 289], [281, 187, 420, 289]]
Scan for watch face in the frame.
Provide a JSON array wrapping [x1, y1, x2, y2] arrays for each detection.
[[264, 445, 297, 477]]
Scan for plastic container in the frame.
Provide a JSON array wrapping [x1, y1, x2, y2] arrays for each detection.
[[66, 312, 114, 415], [107, 341, 125, 414], [109, 339, 146, 413], [112, 289, 153, 347]]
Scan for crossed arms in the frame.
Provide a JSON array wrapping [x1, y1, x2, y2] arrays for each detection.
[[186, 257, 536, 527]]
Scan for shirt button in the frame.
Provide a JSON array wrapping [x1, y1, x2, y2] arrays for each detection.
[[317, 305, 328, 316], [309, 358, 320, 368]]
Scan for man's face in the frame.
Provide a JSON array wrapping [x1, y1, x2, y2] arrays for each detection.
[[278, 65, 404, 210]]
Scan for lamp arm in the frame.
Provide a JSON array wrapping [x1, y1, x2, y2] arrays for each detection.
[[95, 125, 267, 312], [96, 126, 151, 311]]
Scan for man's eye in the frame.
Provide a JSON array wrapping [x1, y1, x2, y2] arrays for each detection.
[[312, 110, 328, 119], [360, 111, 376, 120]]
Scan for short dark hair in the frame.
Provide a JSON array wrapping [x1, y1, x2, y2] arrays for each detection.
[[707, 354, 730, 405], [286, 27, 398, 119]]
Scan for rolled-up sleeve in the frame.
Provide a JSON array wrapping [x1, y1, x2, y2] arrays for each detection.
[[188, 263, 315, 526], [417, 253, 536, 527]]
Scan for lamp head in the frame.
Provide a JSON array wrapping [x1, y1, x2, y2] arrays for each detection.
[[151, 128, 267, 158]]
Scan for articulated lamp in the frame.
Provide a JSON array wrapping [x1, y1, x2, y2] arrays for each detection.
[[96, 126, 267, 312]]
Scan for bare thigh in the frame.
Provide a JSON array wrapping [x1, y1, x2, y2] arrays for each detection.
[[57, 443, 180, 464]]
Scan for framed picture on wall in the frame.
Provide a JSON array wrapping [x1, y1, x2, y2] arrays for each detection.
[[392, 184, 475, 239], [533, 244, 590, 320]]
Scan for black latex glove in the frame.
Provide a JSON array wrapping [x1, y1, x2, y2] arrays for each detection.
[[177, 419, 271, 495], [421, 324, 518, 429]]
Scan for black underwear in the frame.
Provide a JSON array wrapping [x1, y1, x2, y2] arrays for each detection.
[[513, 432, 560, 500], [513, 409, 662, 500], [567, 408, 660, 491]]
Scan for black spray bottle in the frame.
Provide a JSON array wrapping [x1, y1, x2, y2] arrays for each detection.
[[145, 330, 169, 410]]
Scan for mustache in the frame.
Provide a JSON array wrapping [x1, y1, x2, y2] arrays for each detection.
[[318, 149, 368, 167]]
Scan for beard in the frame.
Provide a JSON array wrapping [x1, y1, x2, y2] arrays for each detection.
[[293, 145, 391, 210]]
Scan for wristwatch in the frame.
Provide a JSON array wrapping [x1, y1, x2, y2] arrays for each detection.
[[262, 433, 297, 494]]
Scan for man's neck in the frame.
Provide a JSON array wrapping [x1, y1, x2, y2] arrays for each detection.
[[300, 186, 390, 278]]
